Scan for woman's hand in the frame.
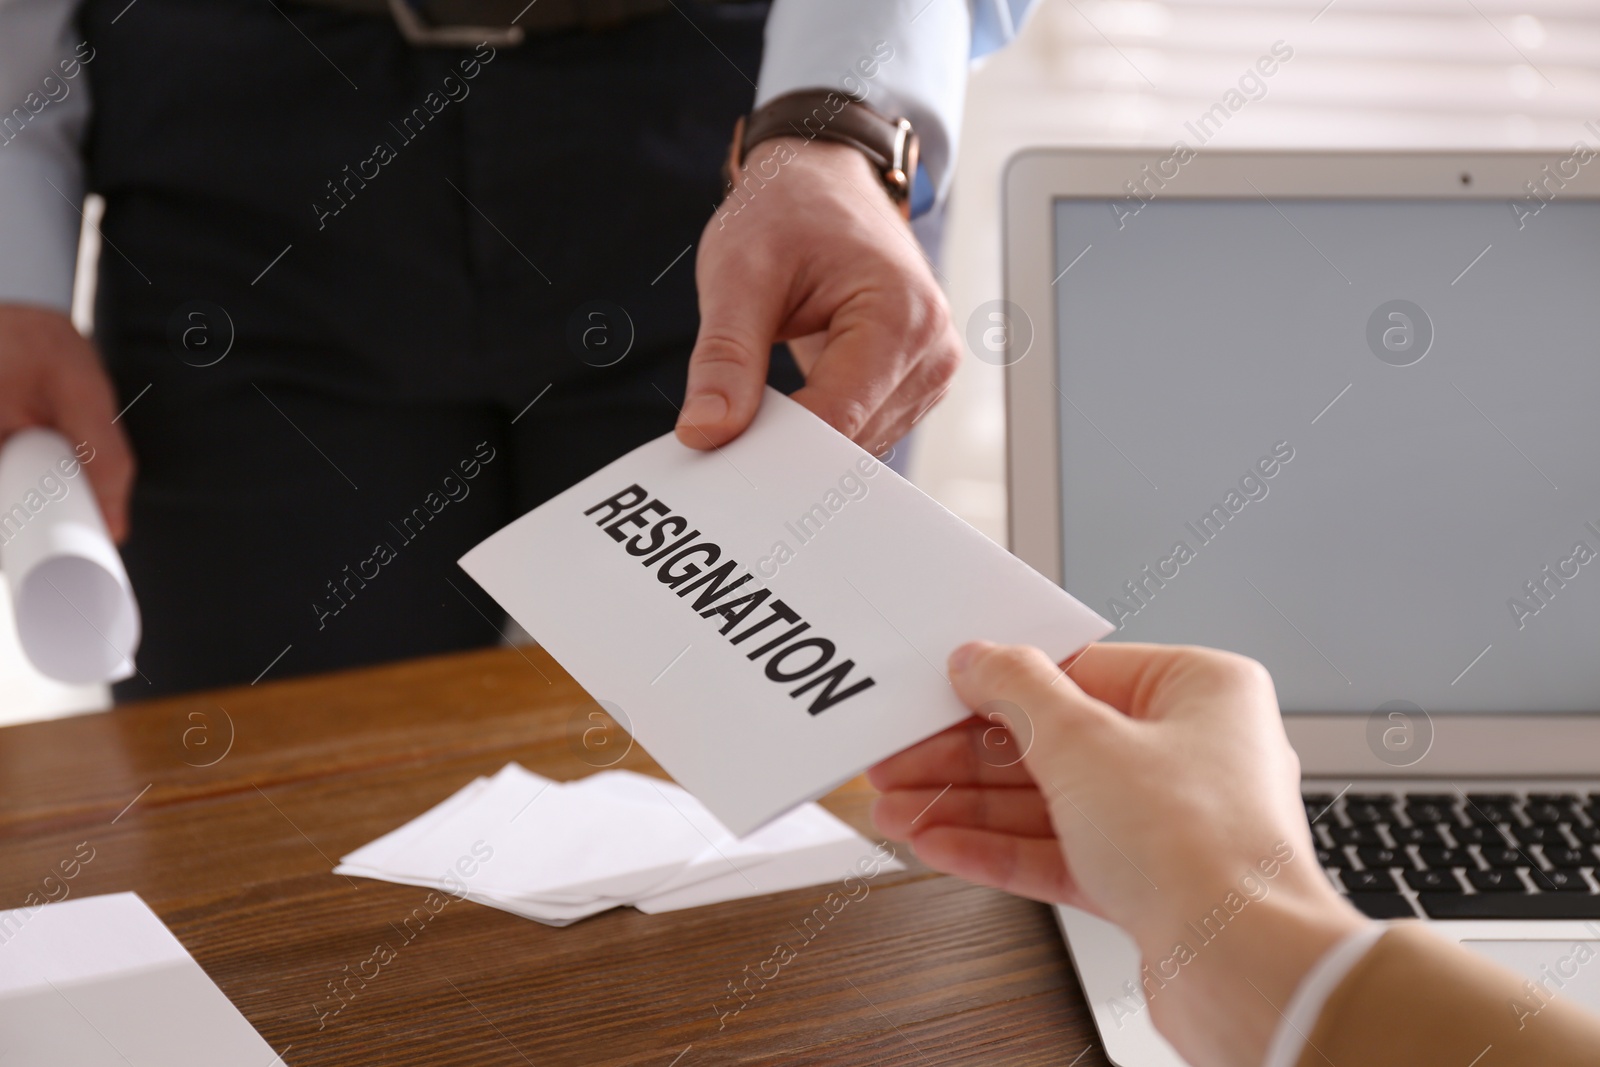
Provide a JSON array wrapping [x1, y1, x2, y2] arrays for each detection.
[[870, 641, 1368, 1067]]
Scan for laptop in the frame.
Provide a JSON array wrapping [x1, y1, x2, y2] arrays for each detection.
[[1000, 148, 1600, 1066]]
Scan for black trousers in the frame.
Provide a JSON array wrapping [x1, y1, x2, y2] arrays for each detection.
[[111, 342, 799, 702], [77, 0, 790, 699]]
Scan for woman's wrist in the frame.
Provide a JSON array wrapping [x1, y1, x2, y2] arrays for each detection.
[[1137, 874, 1370, 1067]]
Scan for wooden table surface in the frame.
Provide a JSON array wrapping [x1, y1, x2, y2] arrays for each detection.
[[0, 646, 1106, 1066]]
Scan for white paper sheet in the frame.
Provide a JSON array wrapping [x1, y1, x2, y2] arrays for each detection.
[[460, 388, 1111, 835], [338, 775, 492, 871], [0, 892, 283, 1066], [0, 429, 140, 683], [370, 764, 711, 901], [635, 803, 883, 913]]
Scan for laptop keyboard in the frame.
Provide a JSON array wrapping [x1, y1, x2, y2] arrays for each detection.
[[1305, 788, 1600, 920]]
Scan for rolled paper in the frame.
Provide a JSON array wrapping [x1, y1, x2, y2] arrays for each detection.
[[0, 429, 140, 684]]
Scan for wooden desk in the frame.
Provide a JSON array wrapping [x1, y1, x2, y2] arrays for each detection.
[[0, 646, 1106, 1065]]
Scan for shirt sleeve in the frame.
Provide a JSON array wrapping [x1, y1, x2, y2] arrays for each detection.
[[1260, 922, 1387, 1067], [754, 0, 972, 210], [969, 0, 1036, 56], [0, 0, 92, 313]]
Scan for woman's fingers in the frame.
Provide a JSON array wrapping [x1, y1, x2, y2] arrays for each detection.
[[1064, 641, 1275, 724], [872, 785, 1055, 841], [868, 718, 1039, 792], [906, 826, 1084, 906]]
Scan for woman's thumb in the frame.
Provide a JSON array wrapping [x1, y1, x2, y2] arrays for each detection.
[[946, 641, 1118, 773]]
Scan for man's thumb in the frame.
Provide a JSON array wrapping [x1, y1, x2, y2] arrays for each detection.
[[677, 256, 782, 449]]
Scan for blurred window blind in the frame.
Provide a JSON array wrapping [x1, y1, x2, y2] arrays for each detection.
[[1001, 0, 1598, 145], [916, 1, 1598, 541]]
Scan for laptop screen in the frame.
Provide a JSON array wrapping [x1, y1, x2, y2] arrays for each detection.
[[1051, 196, 1600, 714]]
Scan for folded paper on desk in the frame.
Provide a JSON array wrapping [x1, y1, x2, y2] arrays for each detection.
[[334, 763, 905, 926], [0, 429, 140, 683], [460, 388, 1111, 835], [0, 893, 283, 1066]]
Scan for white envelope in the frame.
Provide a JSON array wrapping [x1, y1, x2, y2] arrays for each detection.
[[461, 388, 1110, 835], [0, 893, 281, 1066]]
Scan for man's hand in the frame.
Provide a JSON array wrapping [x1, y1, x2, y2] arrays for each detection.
[[679, 136, 960, 452], [0, 305, 135, 540]]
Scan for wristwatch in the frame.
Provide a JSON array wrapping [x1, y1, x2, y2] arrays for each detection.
[[725, 90, 920, 219]]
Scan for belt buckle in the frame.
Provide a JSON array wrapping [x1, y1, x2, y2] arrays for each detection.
[[385, 0, 525, 46]]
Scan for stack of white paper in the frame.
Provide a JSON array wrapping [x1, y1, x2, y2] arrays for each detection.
[[334, 764, 902, 925]]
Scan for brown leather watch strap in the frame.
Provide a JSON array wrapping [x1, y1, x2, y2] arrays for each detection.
[[729, 90, 919, 218]]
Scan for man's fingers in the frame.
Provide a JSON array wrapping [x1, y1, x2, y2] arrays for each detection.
[[785, 332, 824, 376], [840, 343, 956, 460], [52, 369, 136, 543], [846, 316, 961, 456], [787, 277, 948, 442], [679, 240, 785, 450], [873, 785, 1054, 842], [867, 719, 1039, 792], [906, 826, 1081, 906], [786, 325, 898, 442]]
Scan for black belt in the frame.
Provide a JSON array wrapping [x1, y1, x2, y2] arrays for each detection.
[[292, 0, 756, 46]]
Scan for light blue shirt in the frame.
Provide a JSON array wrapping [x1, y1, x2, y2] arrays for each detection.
[[758, 0, 1035, 216]]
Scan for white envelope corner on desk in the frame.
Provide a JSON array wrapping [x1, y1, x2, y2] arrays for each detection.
[[0, 892, 282, 1067], [460, 387, 1111, 836]]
